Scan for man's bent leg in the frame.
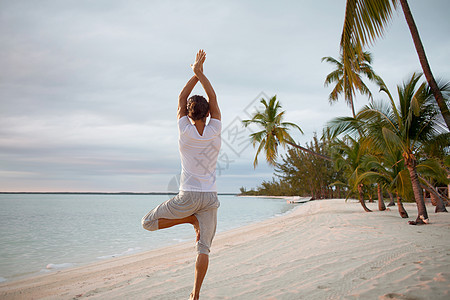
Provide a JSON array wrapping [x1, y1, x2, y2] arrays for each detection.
[[158, 215, 200, 242], [141, 193, 198, 232], [190, 253, 209, 300]]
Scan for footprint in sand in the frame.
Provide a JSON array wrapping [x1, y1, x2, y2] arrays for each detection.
[[380, 293, 420, 300]]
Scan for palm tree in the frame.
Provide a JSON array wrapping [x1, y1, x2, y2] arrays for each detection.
[[359, 154, 386, 211], [331, 136, 372, 212], [356, 73, 448, 224], [322, 49, 382, 117], [358, 150, 410, 217], [242, 95, 331, 167], [340, 0, 450, 129]]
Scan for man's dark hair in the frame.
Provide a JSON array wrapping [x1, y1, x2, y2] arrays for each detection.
[[187, 95, 209, 120]]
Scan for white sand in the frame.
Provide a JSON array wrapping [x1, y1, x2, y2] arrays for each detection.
[[1, 199, 449, 299]]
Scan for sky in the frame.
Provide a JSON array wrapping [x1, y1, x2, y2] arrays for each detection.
[[1, 0, 449, 193]]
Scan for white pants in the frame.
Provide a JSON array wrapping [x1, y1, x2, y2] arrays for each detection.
[[141, 191, 219, 255]]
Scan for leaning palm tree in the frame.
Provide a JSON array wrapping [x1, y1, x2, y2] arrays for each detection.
[[242, 95, 331, 167], [322, 49, 382, 117], [340, 0, 450, 129]]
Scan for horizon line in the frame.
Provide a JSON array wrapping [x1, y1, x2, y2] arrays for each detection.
[[0, 191, 238, 195]]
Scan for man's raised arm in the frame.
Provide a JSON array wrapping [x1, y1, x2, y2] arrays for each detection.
[[192, 50, 221, 121], [177, 76, 198, 119]]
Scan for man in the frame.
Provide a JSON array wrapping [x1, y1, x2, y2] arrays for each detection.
[[142, 49, 221, 300]]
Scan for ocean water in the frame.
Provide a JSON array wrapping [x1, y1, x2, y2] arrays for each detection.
[[0, 194, 295, 282]]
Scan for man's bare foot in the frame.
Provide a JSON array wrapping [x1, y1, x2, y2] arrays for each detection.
[[190, 292, 199, 300]]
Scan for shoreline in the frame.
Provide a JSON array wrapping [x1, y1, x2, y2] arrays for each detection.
[[1, 199, 449, 299]]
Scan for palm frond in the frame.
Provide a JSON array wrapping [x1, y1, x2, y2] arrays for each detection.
[[324, 70, 343, 88], [274, 110, 285, 125], [341, 0, 398, 53], [253, 138, 266, 168], [249, 130, 266, 144], [326, 116, 362, 139], [382, 127, 405, 154], [416, 159, 448, 184], [321, 56, 341, 66], [281, 122, 304, 134]]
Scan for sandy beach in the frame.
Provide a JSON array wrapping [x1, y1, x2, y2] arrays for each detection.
[[1, 199, 449, 300]]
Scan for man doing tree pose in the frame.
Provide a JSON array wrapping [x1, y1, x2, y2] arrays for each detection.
[[142, 49, 221, 300]]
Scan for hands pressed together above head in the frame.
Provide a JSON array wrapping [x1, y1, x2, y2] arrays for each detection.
[[191, 49, 206, 75]]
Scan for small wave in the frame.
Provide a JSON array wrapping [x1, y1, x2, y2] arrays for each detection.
[[97, 247, 142, 259], [0, 277, 7, 283], [272, 208, 296, 218], [273, 211, 291, 218], [46, 263, 75, 270], [173, 238, 190, 243]]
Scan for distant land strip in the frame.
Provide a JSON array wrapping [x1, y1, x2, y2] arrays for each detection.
[[0, 192, 238, 196]]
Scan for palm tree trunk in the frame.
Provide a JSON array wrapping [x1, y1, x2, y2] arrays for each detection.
[[387, 190, 396, 206], [399, 0, 450, 130], [430, 191, 436, 206], [350, 95, 356, 118], [396, 193, 409, 218], [430, 192, 447, 213], [358, 184, 372, 212], [417, 174, 448, 213], [404, 156, 429, 223], [420, 183, 448, 213], [286, 141, 332, 161], [377, 184, 386, 211]]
